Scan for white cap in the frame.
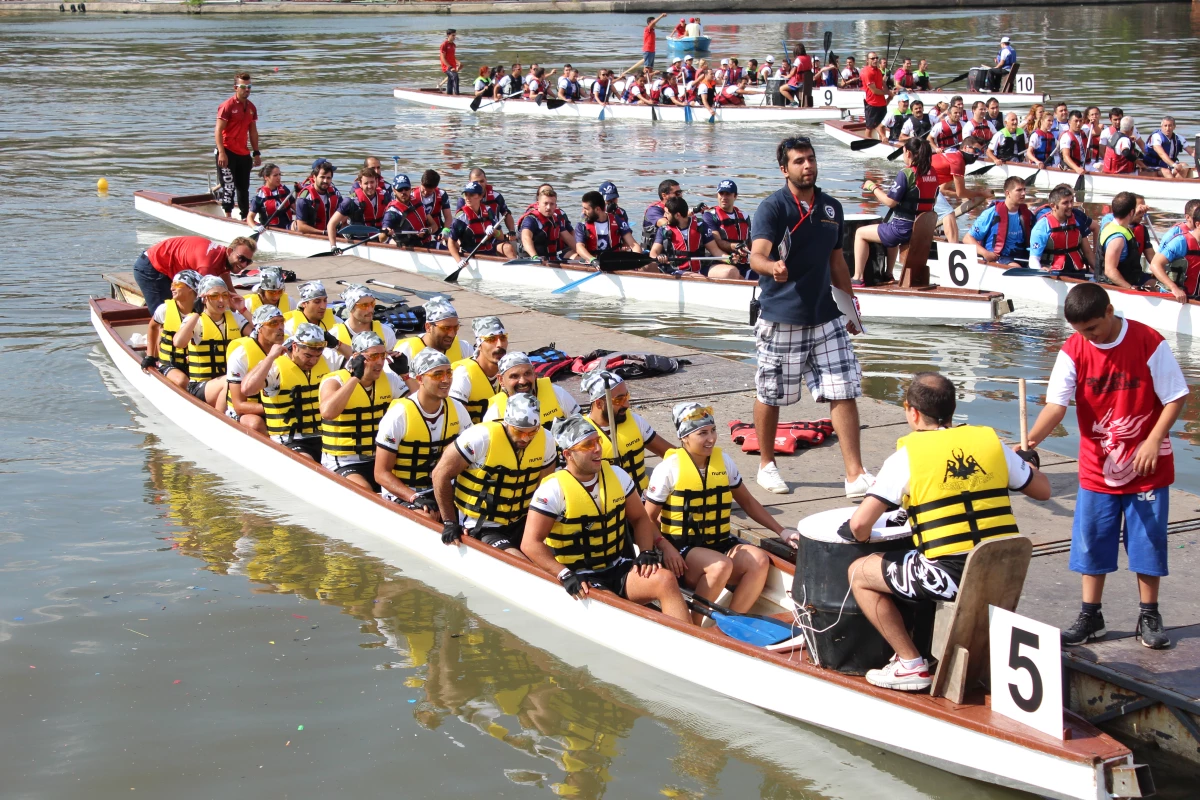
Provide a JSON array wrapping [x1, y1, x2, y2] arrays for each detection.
[[720, 58, 729, 65], [766, 55, 774, 62], [671, 56, 682, 64], [684, 54, 693, 60], [1001, 36, 1011, 43]]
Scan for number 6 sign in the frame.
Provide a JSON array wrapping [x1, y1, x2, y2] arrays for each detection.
[[989, 606, 1063, 739]]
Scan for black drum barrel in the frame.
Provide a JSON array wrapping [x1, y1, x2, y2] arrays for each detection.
[[967, 67, 986, 92], [766, 77, 787, 107]]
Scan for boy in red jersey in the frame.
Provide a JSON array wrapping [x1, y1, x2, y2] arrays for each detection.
[[1026, 283, 1188, 649]]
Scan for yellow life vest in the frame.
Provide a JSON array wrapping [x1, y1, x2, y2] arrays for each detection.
[[331, 319, 387, 348], [452, 357, 497, 424], [285, 307, 337, 332], [584, 414, 649, 494], [188, 309, 241, 381], [454, 421, 550, 527], [485, 377, 565, 428], [247, 291, 292, 315], [320, 370, 394, 460], [542, 464, 628, 572], [660, 447, 733, 549], [262, 353, 330, 440], [396, 334, 467, 363], [158, 299, 190, 373], [225, 335, 268, 406], [385, 397, 463, 491], [899, 425, 1019, 560]]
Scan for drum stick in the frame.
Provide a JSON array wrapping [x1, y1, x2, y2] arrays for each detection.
[[1018, 378, 1028, 449]]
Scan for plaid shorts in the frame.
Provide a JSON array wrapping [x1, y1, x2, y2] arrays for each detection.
[[754, 318, 862, 406]]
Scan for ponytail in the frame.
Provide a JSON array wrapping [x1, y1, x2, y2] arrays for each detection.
[[905, 137, 932, 176]]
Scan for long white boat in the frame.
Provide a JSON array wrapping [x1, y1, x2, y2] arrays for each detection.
[[393, 87, 844, 124], [134, 190, 1014, 324], [824, 119, 1199, 207], [928, 240, 1200, 343], [91, 295, 1147, 800], [816, 82, 1047, 114]]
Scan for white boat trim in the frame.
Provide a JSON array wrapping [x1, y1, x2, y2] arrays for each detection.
[[394, 87, 844, 124], [817, 86, 1047, 113], [91, 296, 1138, 800], [134, 190, 1012, 324]]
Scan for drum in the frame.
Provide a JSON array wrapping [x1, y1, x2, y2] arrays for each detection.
[[766, 77, 787, 107], [792, 508, 934, 675], [967, 66, 987, 92]]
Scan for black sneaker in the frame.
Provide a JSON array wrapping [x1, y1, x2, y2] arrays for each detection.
[[1061, 610, 1107, 646], [1136, 610, 1170, 650]]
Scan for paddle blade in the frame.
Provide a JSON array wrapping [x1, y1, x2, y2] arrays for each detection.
[[1022, 169, 1042, 187], [684, 105, 692, 123], [1073, 172, 1086, 200], [598, 106, 606, 121], [850, 138, 881, 151], [308, 250, 337, 258], [1002, 267, 1051, 277], [598, 250, 653, 272], [933, 70, 969, 92], [550, 270, 603, 295], [886, 146, 905, 161], [823, 31, 832, 53], [338, 224, 382, 241], [546, 98, 566, 110], [971, 163, 995, 175], [710, 610, 795, 647], [469, 94, 483, 111]]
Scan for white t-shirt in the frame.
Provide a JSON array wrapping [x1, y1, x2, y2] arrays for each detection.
[[449, 362, 489, 407], [840, 67, 857, 83], [187, 310, 248, 346], [1058, 130, 1083, 161], [225, 340, 274, 387], [987, 129, 1012, 154], [529, 464, 637, 521], [867, 430, 1034, 509], [1045, 319, 1189, 408], [524, 73, 538, 89], [481, 385, 581, 422], [1099, 124, 1140, 147], [557, 76, 571, 92], [1109, 136, 1134, 157], [452, 423, 557, 530], [720, 85, 740, 98], [376, 396, 473, 452], [392, 336, 475, 363], [626, 84, 644, 100], [497, 75, 514, 95], [758, 65, 773, 81], [644, 451, 742, 505], [318, 370, 410, 468]]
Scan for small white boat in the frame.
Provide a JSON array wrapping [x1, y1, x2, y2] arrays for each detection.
[[134, 190, 1013, 324], [666, 34, 711, 52], [90, 295, 1146, 800], [817, 85, 1047, 114], [393, 87, 843, 124]]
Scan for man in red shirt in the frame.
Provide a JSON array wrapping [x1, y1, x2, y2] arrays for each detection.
[[859, 52, 890, 140], [1026, 282, 1188, 650], [642, 12, 667, 71], [214, 72, 261, 222], [133, 235, 255, 316], [440, 30, 461, 95]]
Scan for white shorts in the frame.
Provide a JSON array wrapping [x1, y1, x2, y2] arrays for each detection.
[[754, 318, 862, 406]]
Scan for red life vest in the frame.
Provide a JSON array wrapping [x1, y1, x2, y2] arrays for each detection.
[[895, 167, 940, 219], [895, 69, 914, 89], [385, 198, 431, 243], [1043, 212, 1086, 271], [648, 82, 664, 102], [934, 119, 961, 150], [724, 66, 742, 85], [1082, 126, 1103, 162], [1102, 134, 1137, 174], [1131, 223, 1149, 255], [305, 184, 338, 230], [844, 66, 859, 81], [255, 184, 292, 227], [662, 218, 705, 272], [1179, 231, 1200, 297], [480, 187, 506, 221], [525, 77, 547, 97], [580, 216, 625, 253], [352, 187, 387, 228], [716, 87, 745, 106], [454, 204, 492, 250], [991, 201, 1035, 256], [413, 186, 447, 223], [1061, 131, 1084, 166], [517, 204, 568, 257], [711, 207, 749, 243]]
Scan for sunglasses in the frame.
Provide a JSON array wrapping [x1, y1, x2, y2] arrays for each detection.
[[233, 253, 254, 266], [679, 405, 714, 423], [433, 322, 461, 334], [609, 394, 630, 408], [480, 334, 506, 343], [205, 291, 232, 300], [362, 352, 386, 363], [260, 317, 284, 328], [236, 83, 252, 90], [353, 300, 376, 310], [299, 344, 326, 353]]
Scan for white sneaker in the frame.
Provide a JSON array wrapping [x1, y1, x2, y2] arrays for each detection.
[[844, 470, 875, 499], [756, 463, 791, 495], [865, 656, 932, 692]]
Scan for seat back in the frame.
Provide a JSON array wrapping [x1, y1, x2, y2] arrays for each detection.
[[898, 211, 937, 288], [1001, 63, 1020, 94]]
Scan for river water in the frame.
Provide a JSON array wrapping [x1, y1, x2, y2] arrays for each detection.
[[3, 7, 1200, 798]]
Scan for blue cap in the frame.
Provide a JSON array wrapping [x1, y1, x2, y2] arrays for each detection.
[[462, 181, 483, 195], [598, 181, 619, 201], [311, 158, 336, 173], [393, 173, 411, 190], [717, 179, 738, 195]]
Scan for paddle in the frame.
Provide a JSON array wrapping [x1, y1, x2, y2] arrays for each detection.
[[851, 138, 884, 151], [443, 225, 495, 283], [886, 145, 905, 161], [308, 225, 385, 258], [549, 249, 653, 294], [1001, 267, 1053, 277], [823, 30, 832, 64], [970, 163, 995, 175], [683, 103, 692, 123], [473, 90, 522, 112], [364, 278, 444, 301], [545, 98, 567, 110], [334, 278, 405, 306], [1073, 170, 1087, 202], [891, 36, 906, 88], [932, 71, 970, 92], [684, 591, 795, 647], [884, 33, 892, 75], [1023, 139, 1061, 187]]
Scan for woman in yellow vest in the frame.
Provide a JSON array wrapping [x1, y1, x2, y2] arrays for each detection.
[[578, 370, 674, 495], [521, 415, 690, 623], [392, 295, 474, 364], [172, 274, 251, 408], [449, 316, 508, 424], [843, 372, 1050, 692], [483, 351, 580, 428], [142, 268, 202, 391], [260, 322, 330, 461], [224, 304, 287, 434], [644, 402, 791, 625], [245, 266, 292, 314]]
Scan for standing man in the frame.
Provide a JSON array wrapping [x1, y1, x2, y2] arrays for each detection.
[[860, 52, 889, 141], [1026, 283, 1187, 649], [748, 136, 870, 497], [214, 72, 260, 222], [440, 29, 461, 96], [642, 13, 667, 71], [133, 235, 253, 316]]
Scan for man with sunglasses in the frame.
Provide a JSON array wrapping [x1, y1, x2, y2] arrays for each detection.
[[749, 136, 869, 498], [641, 179, 683, 250], [214, 72, 260, 222], [133, 235, 253, 317], [450, 316, 508, 424], [259, 322, 332, 462], [224, 304, 287, 434], [860, 52, 891, 141], [394, 296, 474, 365], [483, 352, 580, 428], [579, 370, 673, 496], [327, 284, 399, 371]]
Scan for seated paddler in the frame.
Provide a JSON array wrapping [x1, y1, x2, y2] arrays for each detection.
[[579, 369, 674, 496], [482, 351, 580, 428], [845, 372, 1050, 692], [522, 415, 691, 623]]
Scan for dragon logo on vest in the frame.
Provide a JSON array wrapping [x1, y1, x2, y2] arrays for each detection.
[[943, 448, 987, 483]]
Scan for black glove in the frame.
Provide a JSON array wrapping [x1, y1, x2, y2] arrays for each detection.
[[836, 519, 859, 542], [884, 508, 909, 528], [441, 519, 463, 545], [192, 298, 204, 315], [323, 330, 340, 349], [559, 569, 584, 597], [387, 352, 409, 375], [345, 354, 366, 380], [140, 354, 158, 371], [331, 246, 343, 255], [691, 202, 707, 215], [634, 549, 662, 568], [410, 490, 438, 513], [1016, 448, 1041, 469]]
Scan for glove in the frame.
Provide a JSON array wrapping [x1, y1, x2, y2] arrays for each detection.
[[691, 202, 708, 215], [410, 490, 438, 513], [559, 569, 584, 597], [345, 354, 366, 380], [140, 354, 158, 371], [836, 519, 859, 542], [885, 508, 909, 527], [1016, 448, 1041, 469], [192, 298, 204, 315], [387, 352, 409, 376], [634, 549, 662, 568], [331, 246, 343, 255], [441, 520, 463, 545], [323, 330, 340, 349]]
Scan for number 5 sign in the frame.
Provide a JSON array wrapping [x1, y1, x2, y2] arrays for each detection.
[[989, 606, 1063, 738]]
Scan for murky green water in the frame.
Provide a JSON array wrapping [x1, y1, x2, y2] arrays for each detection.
[[3, 8, 1199, 798]]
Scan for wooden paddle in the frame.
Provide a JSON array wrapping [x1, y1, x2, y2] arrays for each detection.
[[443, 225, 495, 283], [1018, 377, 1029, 450]]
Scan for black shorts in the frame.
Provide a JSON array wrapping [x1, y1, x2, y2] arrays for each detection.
[[471, 518, 525, 550], [155, 361, 179, 377], [578, 559, 634, 598], [863, 104, 888, 129], [286, 436, 322, 461], [673, 536, 740, 559], [880, 551, 966, 603], [333, 460, 380, 491], [186, 380, 209, 400]]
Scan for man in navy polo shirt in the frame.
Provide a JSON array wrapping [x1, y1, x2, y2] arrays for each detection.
[[748, 136, 871, 498]]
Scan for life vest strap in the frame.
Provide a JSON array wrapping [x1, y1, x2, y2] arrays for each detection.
[[907, 486, 1008, 517]]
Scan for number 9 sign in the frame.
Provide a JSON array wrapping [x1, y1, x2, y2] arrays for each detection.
[[823, 89, 834, 107], [989, 606, 1063, 739]]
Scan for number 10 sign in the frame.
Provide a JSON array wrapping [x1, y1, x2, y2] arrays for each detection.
[[989, 606, 1063, 739]]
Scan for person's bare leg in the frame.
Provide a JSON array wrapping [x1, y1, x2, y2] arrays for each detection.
[[849, 554, 920, 660], [684, 548, 733, 624], [239, 414, 267, 434], [754, 399, 780, 469], [625, 568, 690, 623], [344, 472, 373, 491], [726, 545, 771, 613], [1136, 574, 1159, 604], [1081, 573, 1106, 604], [830, 398, 864, 480], [941, 212, 960, 243], [166, 369, 188, 390], [853, 226, 875, 281]]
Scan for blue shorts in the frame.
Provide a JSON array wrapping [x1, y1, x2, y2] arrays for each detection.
[[933, 194, 954, 218], [1069, 487, 1169, 577], [643, 50, 656, 70], [876, 216, 915, 248]]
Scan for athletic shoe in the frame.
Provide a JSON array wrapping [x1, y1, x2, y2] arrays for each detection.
[[756, 462, 791, 495], [1136, 610, 1170, 650], [1060, 610, 1107, 646], [865, 656, 932, 692], [844, 471, 876, 499]]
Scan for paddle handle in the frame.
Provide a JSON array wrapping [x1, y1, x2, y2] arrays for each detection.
[[1018, 378, 1028, 449]]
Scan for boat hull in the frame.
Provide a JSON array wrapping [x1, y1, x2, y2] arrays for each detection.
[[666, 35, 711, 52], [818, 86, 1046, 113], [90, 296, 1137, 800]]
